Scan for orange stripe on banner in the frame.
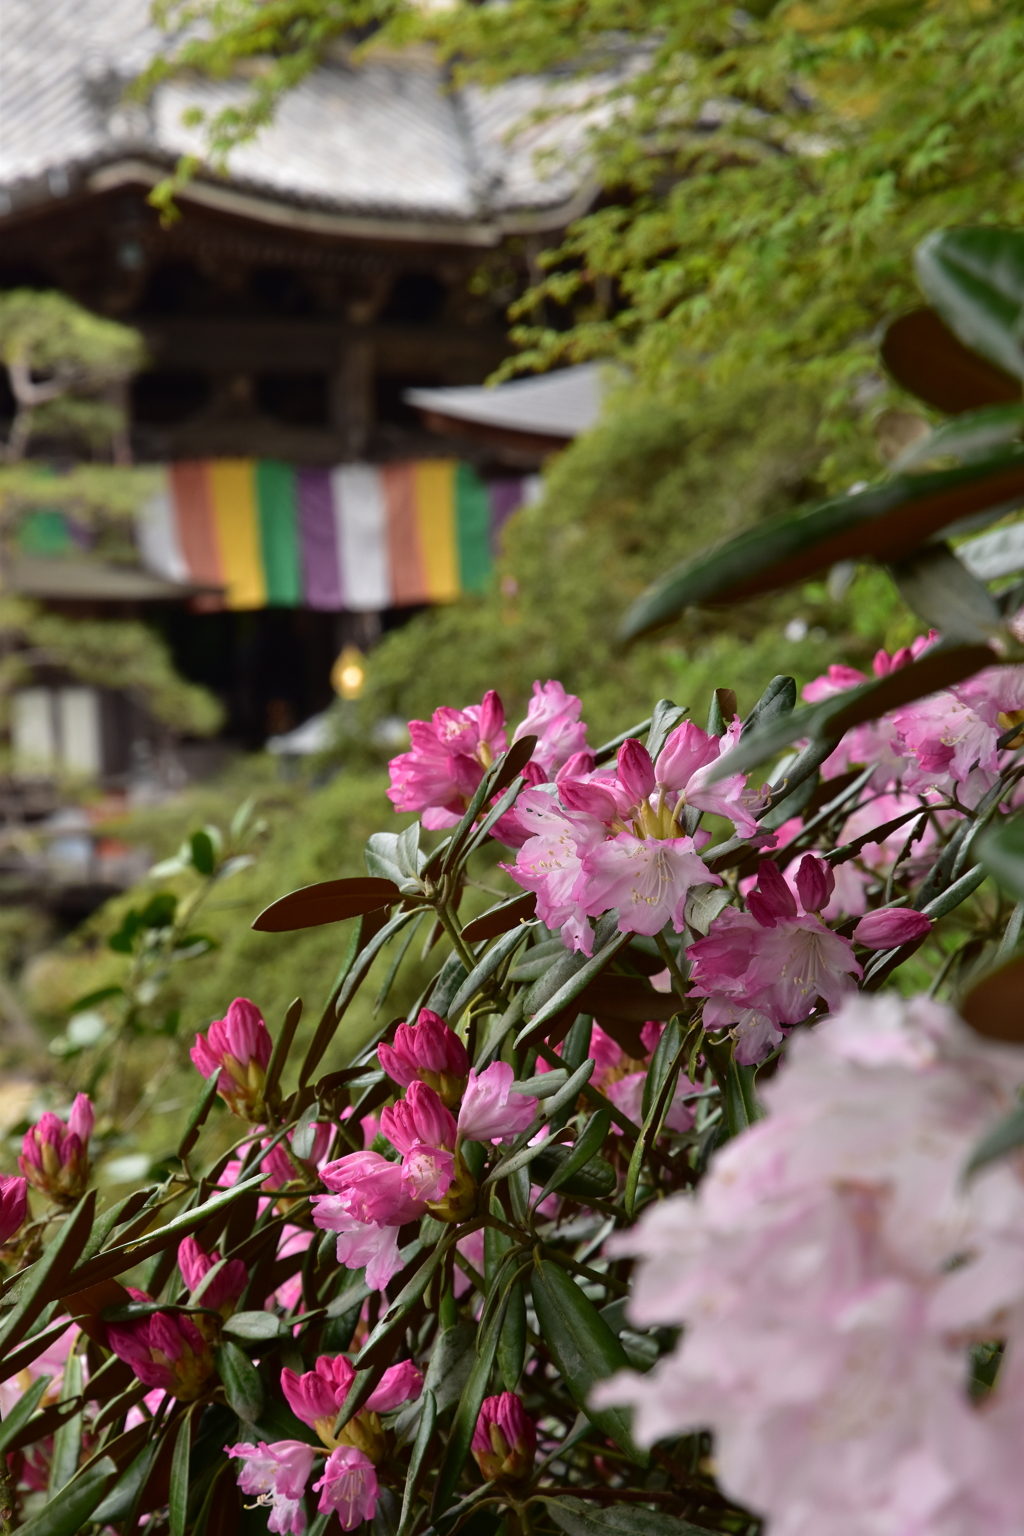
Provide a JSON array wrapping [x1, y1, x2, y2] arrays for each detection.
[[207, 460, 266, 611], [169, 461, 223, 588], [413, 460, 459, 602], [383, 463, 428, 605]]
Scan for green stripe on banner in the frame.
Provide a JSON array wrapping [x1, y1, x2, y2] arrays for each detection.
[[256, 461, 302, 606], [455, 462, 492, 594]]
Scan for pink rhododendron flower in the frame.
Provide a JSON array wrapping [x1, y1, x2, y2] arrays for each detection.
[[106, 1287, 215, 1400], [378, 1009, 469, 1106], [653, 719, 768, 838], [578, 831, 719, 939], [854, 907, 934, 950], [388, 689, 507, 829], [458, 1063, 538, 1144], [472, 1392, 537, 1483], [227, 1440, 315, 1535], [190, 998, 273, 1120], [314, 1445, 379, 1530], [688, 860, 861, 1062], [311, 1151, 425, 1290], [505, 787, 602, 953], [512, 680, 589, 776], [380, 1081, 460, 1201], [0, 1175, 27, 1245], [178, 1237, 246, 1317], [19, 1094, 93, 1203], [596, 993, 1024, 1536]]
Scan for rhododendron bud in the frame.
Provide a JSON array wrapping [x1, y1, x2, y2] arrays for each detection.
[[178, 1237, 246, 1324], [377, 1010, 469, 1106], [472, 1392, 537, 1484], [558, 779, 619, 821], [795, 854, 835, 915], [190, 998, 273, 1120], [106, 1287, 215, 1400], [557, 748, 596, 780], [746, 860, 799, 929], [654, 720, 720, 792], [227, 1440, 315, 1535], [314, 1445, 379, 1531], [616, 738, 656, 808], [365, 1359, 422, 1413], [19, 1094, 93, 1203], [477, 689, 506, 762], [282, 1354, 357, 1448], [0, 1175, 27, 1246], [854, 907, 934, 950], [380, 1082, 458, 1155], [458, 1063, 538, 1144]]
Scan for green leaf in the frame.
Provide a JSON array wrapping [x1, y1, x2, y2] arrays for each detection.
[[517, 931, 631, 1048], [531, 1260, 649, 1465], [0, 1192, 96, 1355], [0, 1374, 51, 1458], [190, 829, 216, 876], [534, 1110, 612, 1207], [979, 817, 1024, 901], [881, 307, 1022, 415], [644, 699, 688, 763], [398, 1389, 436, 1536], [48, 1346, 83, 1495], [354, 1236, 455, 1369], [168, 1407, 193, 1536], [17, 1455, 117, 1536], [222, 1310, 284, 1343], [252, 877, 400, 933], [723, 1060, 762, 1139], [431, 1275, 513, 1517], [216, 1340, 264, 1422], [498, 1276, 527, 1391], [541, 1496, 717, 1536], [890, 544, 1001, 640], [916, 228, 1024, 382], [965, 1101, 1024, 1177], [462, 892, 537, 943], [619, 451, 1024, 637], [741, 675, 796, 736], [446, 927, 529, 1021], [427, 951, 470, 1019], [530, 1145, 617, 1200], [177, 1069, 221, 1161], [707, 642, 997, 782]]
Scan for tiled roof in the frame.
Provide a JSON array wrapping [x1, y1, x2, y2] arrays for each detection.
[[0, 0, 602, 234]]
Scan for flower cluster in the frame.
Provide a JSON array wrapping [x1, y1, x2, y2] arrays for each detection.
[[191, 996, 273, 1120], [599, 994, 1024, 1536], [312, 1009, 537, 1290], [387, 680, 590, 839]]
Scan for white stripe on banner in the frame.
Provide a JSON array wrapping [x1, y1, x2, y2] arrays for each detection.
[[137, 479, 190, 585], [332, 464, 392, 612]]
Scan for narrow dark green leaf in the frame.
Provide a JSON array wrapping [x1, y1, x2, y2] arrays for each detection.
[[979, 818, 1024, 901], [620, 452, 1024, 638], [517, 934, 631, 1048], [222, 1310, 284, 1343], [534, 1111, 611, 1207], [354, 1236, 455, 1369], [920, 863, 987, 921], [431, 1279, 512, 1517], [890, 543, 1001, 640], [642, 1019, 683, 1124], [0, 1192, 96, 1355], [0, 1375, 51, 1458], [168, 1407, 193, 1536], [462, 893, 537, 943], [216, 1340, 264, 1422], [644, 700, 688, 764], [531, 1260, 649, 1465], [723, 1061, 762, 1140], [447, 928, 528, 1021], [17, 1455, 117, 1536], [428, 951, 470, 1019], [742, 676, 796, 736], [542, 1495, 718, 1536], [263, 997, 303, 1106], [916, 227, 1024, 382], [894, 402, 1024, 471], [253, 877, 400, 933], [530, 1146, 617, 1200], [48, 1348, 83, 1494], [398, 1388, 436, 1536], [177, 1070, 221, 1161]]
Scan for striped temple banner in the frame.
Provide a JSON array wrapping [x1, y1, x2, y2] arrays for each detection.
[[136, 459, 540, 611]]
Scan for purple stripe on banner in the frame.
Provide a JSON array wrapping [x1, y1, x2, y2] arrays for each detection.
[[298, 468, 342, 610], [488, 478, 526, 553]]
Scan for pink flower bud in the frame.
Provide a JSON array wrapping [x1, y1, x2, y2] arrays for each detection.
[[178, 1237, 247, 1319], [653, 720, 720, 792], [853, 908, 934, 951], [380, 1081, 458, 1156], [478, 689, 506, 753], [377, 1010, 469, 1107], [747, 861, 799, 929], [556, 749, 596, 780], [106, 1287, 215, 1401], [282, 1355, 356, 1445], [0, 1176, 26, 1246], [190, 998, 273, 1121], [458, 1063, 538, 1144], [795, 855, 835, 916], [472, 1392, 537, 1484], [558, 779, 620, 821], [365, 1360, 423, 1413], [616, 739, 656, 809], [314, 1445, 379, 1531], [19, 1096, 93, 1204]]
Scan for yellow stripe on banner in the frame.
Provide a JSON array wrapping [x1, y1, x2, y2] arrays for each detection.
[[413, 460, 459, 602], [208, 460, 266, 610]]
